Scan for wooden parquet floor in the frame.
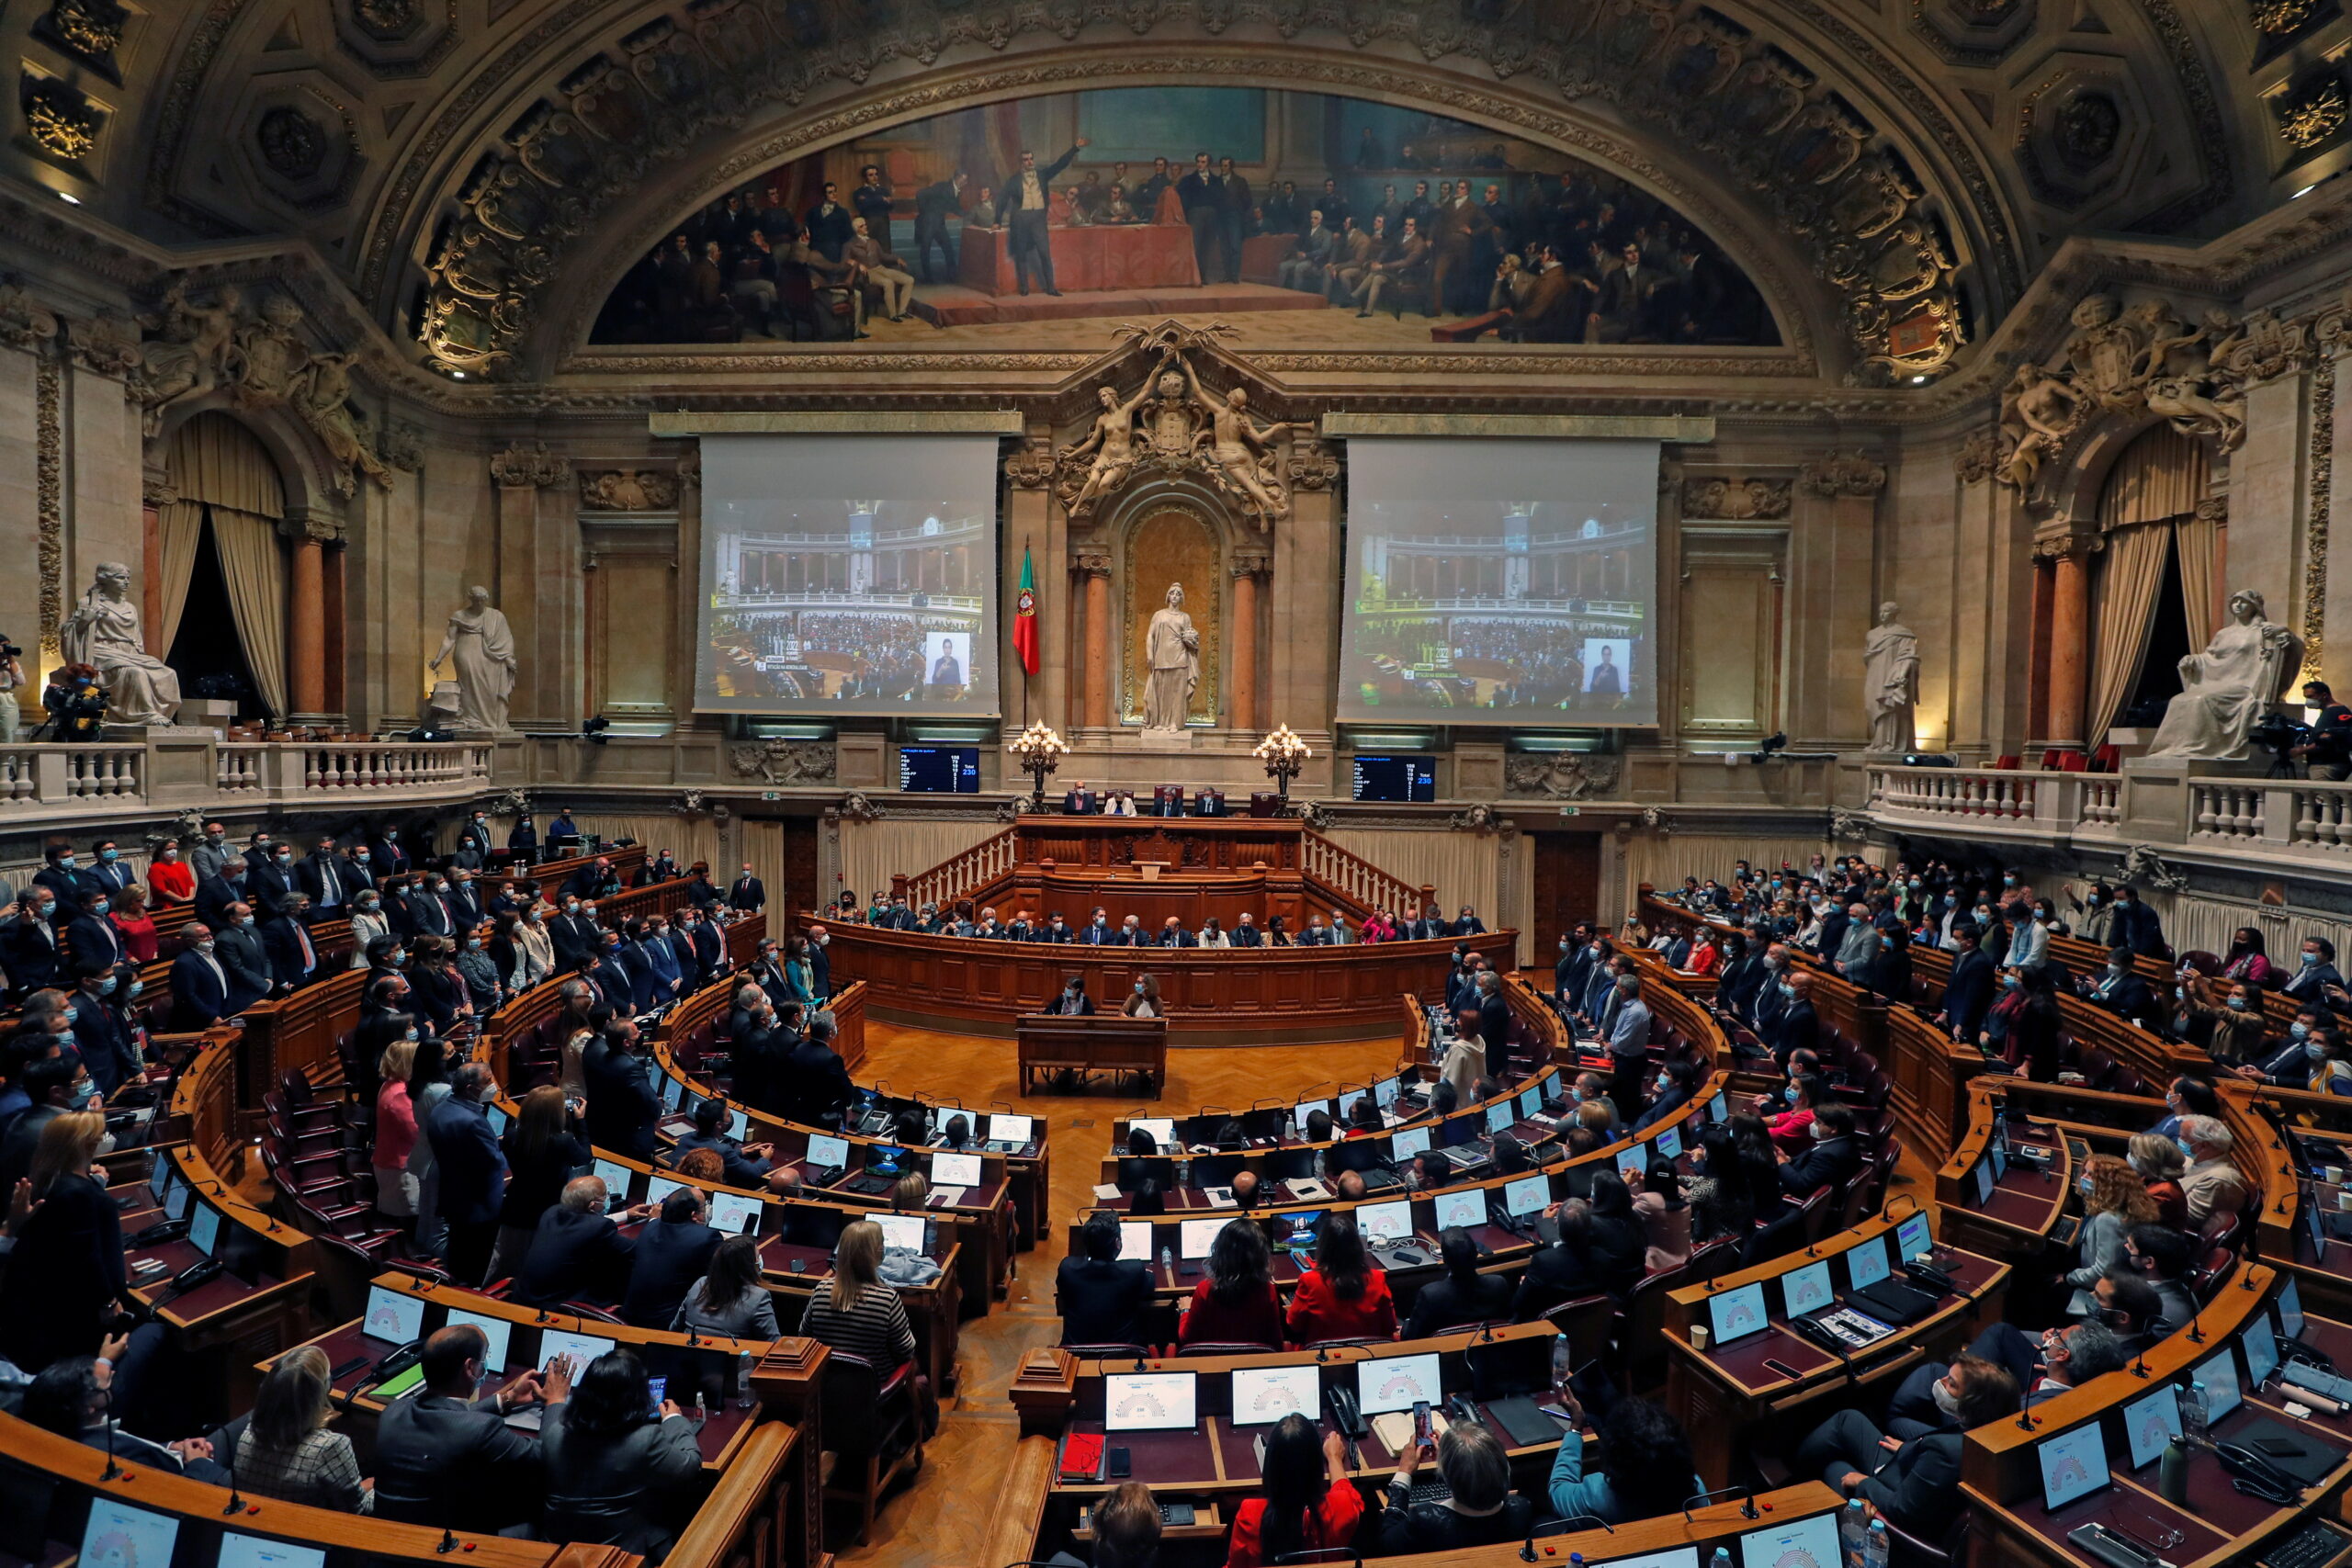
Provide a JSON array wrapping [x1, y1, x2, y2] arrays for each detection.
[[833, 1021, 1408, 1568]]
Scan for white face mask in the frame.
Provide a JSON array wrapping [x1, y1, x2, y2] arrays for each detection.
[[1930, 1378, 1962, 1418]]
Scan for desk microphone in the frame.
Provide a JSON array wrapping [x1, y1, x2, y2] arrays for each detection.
[[221, 1455, 245, 1516], [2187, 1305, 2206, 1345]]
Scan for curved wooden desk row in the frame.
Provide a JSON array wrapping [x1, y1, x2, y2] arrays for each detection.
[[1635, 887, 2215, 1165], [802, 916, 1520, 1043], [646, 971, 1046, 1258]]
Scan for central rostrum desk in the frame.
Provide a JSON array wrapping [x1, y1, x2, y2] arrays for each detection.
[[997, 1330, 1848, 1568], [1016, 1011, 1170, 1095], [1960, 1264, 2352, 1568], [815, 919, 1517, 1044], [1662, 1211, 2010, 1486]]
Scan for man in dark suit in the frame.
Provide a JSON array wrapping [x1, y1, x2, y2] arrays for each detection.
[[1405, 904, 1453, 942], [167, 921, 235, 1030], [369, 1325, 548, 1533], [588, 932, 635, 1015], [0, 893, 60, 1003], [445, 871, 484, 931], [2114, 886, 2166, 957], [261, 895, 322, 993], [210, 901, 276, 1013], [66, 964, 141, 1098], [561, 857, 615, 900], [295, 836, 365, 919], [1777, 1102, 1863, 1195], [1474, 970, 1512, 1056], [1793, 1354, 2018, 1542], [1230, 913, 1264, 947], [1037, 913, 1074, 944], [369, 825, 413, 879], [619, 1188, 724, 1329], [2086, 944, 2154, 1019], [1296, 916, 1335, 947], [62, 889, 123, 974], [1079, 908, 1118, 945], [192, 861, 247, 932], [995, 140, 1088, 296], [246, 842, 300, 918], [1215, 156, 1251, 285], [1061, 781, 1099, 814], [549, 898, 600, 969], [803, 181, 855, 262], [426, 1063, 510, 1285], [630, 919, 683, 1009], [1937, 924, 1996, 1043], [406, 877, 455, 940], [87, 841, 135, 900], [804, 922, 832, 998], [456, 811, 494, 867], [665, 1097, 775, 1190], [910, 171, 966, 282], [1155, 917, 1196, 949], [1175, 152, 1223, 287], [32, 846, 96, 928], [512, 1174, 642, 1307], [783, 1015, 855, 1129], [1814, 902, 1851, 968], [1056, 1211, 1154, 1348], [727, 864, 765, 912], [584, 1019, 662, 1160], [1768, 970, 1820, 1069], [666, 911, 707, 993]]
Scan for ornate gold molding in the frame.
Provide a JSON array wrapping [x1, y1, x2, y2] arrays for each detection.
[[489, 438, 569, 487], [0, 278, 60, 351], [37, 356, 62, 658], [277, 508, 345, 546], [1003, 435, 1057, 491]]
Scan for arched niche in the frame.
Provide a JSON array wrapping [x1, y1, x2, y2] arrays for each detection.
[[1103, 481, 1242, 729]]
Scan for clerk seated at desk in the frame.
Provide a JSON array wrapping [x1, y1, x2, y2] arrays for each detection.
[[1792, 1352, 2018, 1541], [1044, 975, 1096, 1015]]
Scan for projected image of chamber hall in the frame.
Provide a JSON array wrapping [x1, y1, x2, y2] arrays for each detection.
[[702, 501, 989, 708], [1336, 436, 1657, 723]]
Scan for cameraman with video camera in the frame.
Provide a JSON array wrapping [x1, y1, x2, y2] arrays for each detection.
[[2293, 679, 2352, 782], [39, 663, 106, 742], [0, 634, 21, 742]]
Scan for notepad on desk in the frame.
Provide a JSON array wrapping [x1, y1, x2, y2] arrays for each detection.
[[1092, 1183, 1122, 1201], [1370, 1410, 1418, 1454], [1202, 1187, 1236, 1207], [929, 1187, 967, 1208]]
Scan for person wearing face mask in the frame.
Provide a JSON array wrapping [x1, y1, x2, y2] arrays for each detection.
[[1886, 1322, 2124, 1443], [2086, 943, 2153, 1020], [782, 1013, 854, 1130], [803, 922, 832, 998], [1631, 1058, 1703, 1134], [1998, 900, 2048, 973], [1862, 923, 1912, 1005], [1930, 921, 1995, 1044], [2172, 1116, 2249, 1227], [424, 1061, 509, 1285], [1078, 907, 1115, 946], [1123, 973, 1163, 1019], [2121, 1224, 2200, 1336], [143, 838, 194, 909], [65, 964, 141, 1098], [1044, 974, 1095, 1017], [724, 862, 765, 913], [444, 871, 483, 930], [1793, 1353, 2017, 1540], [1554, 923, 1594, 1007], [167, 920, 235, 1029], [192, 854, 248, 933], [2058, 1153, 2160, 1313], [62, 888, 122, 974], [368, 823, 413, 879], [2283, 934, 2345, 1003], [456, 922, 503, 1014], [0, 894, 61, 1004], [261, 893, 322, 994], [188, 821, 233, 885], [2029, 898, 2068, 937], [2182, 972, 2269, 1065], [1765, 970, 1819, 1069], [2072, 881, 2122, 947], [548, 895, 598, 971], [245, 839, 300, 919], [405, 873, 455, 939]]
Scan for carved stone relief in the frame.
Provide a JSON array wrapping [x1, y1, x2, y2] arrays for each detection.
[[1504, 752, 1623, 799], [1054, 323, 1295, 531], [1679, 476, 1792, 519], [729, 739, 835, 784], [578, 468, 678, 510]]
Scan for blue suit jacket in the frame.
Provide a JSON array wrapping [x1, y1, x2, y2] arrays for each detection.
[[426, 1096, 508, 1224], [168, 948, 232, 1030]]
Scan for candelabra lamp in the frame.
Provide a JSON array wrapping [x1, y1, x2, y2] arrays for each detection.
[[1253, 723, 1313, 813], [1007, 722, 1069, 811]]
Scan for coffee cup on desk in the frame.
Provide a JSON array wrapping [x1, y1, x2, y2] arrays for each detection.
[[2337, 1190, 2351, 1212], [2326, 1165, 2344, 1185], [1690, 1325, 1712, 1351]]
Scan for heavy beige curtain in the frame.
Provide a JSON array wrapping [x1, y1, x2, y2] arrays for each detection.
[[2097, 426, 2207, 531], [2085, 522, 2172, 747], [741, 819, 786, 914], [164, 415, 288, 714], [209, 506, 288, 720], [1324, 829, 1500, 925], [156, 499, 204, 651], [2175, 510, 2222, 652], [1622, 833, 1830, 904], [575, 816, 722, 873], [841, 818, 1001, 908]]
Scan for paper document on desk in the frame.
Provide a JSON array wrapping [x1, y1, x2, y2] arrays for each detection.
[[1370, 1411, 1417, 1454], [1202, 1187, 1236, 1207], [1092, 1183, 1122, 1201], [929, 1187, 967, 1208]]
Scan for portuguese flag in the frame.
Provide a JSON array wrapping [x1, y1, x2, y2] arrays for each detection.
[[1013, 547, 1040, 677]]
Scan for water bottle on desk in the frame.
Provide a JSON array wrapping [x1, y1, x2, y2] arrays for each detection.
[[1710, 1551, 1733, 1568], [2180, 1380, 2209, 1446], [1861, 1519, 1890, 1568], [1838, 1498, 1869, 1568], [1159, 1244, 1173, 1281]]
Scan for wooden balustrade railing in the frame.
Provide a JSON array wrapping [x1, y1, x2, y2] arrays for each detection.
[[897, 828, 1019, 911], [1302, 829, 1435, 920]]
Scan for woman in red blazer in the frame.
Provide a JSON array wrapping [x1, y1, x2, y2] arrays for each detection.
[[1284, 1213, 1396, 1346], [1178, 1218, 1283, 1349], [1226, 1412, 1363, 1567]]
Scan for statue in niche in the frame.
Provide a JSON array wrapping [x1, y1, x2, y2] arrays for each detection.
[[61, 562, 181, 725], [430, 585, 517, 734], [1141, 581, 1201, 734], [1862, 601, 1919, 753], [2146, 589, 2302, 761]]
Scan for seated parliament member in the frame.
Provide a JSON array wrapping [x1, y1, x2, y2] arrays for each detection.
[[1058, 1210, 1154, 1348], [1402, 1226, 1514, 1338], [622, 1186, 723, 1330], [1378, 1420, 1534, 1551], [371, 1325, 549, 1532], [1181, 1218, 1283, 1349], [538, 1348, 705, 1557], [1283, 1213, 1396, 1345], [1545, 1394, 1703, 1523], [1793, 1352, 2018, 1540], [1226, 1412, 1363, 1568]]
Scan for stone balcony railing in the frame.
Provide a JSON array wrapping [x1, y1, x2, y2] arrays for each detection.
[[0, 738, 493, 830], [1863, 762, 2352, 874]]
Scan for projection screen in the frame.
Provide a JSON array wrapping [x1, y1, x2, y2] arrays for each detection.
[[1336, 438, 1660, 727], [694, 434, 1001, 716]]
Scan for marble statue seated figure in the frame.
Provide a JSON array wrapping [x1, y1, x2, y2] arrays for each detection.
[[61, 562, 181, 727], [2146, 588, 2302, 761]]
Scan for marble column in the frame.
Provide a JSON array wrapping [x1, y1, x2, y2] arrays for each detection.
[[2042, 537, 2095, 752], [1231, 551, 1268, 734], [1277, 437, 1342, 755], [1076, 552, 1111, 730], [280, 510, 337, 722], [489, 440, 574, 731]]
